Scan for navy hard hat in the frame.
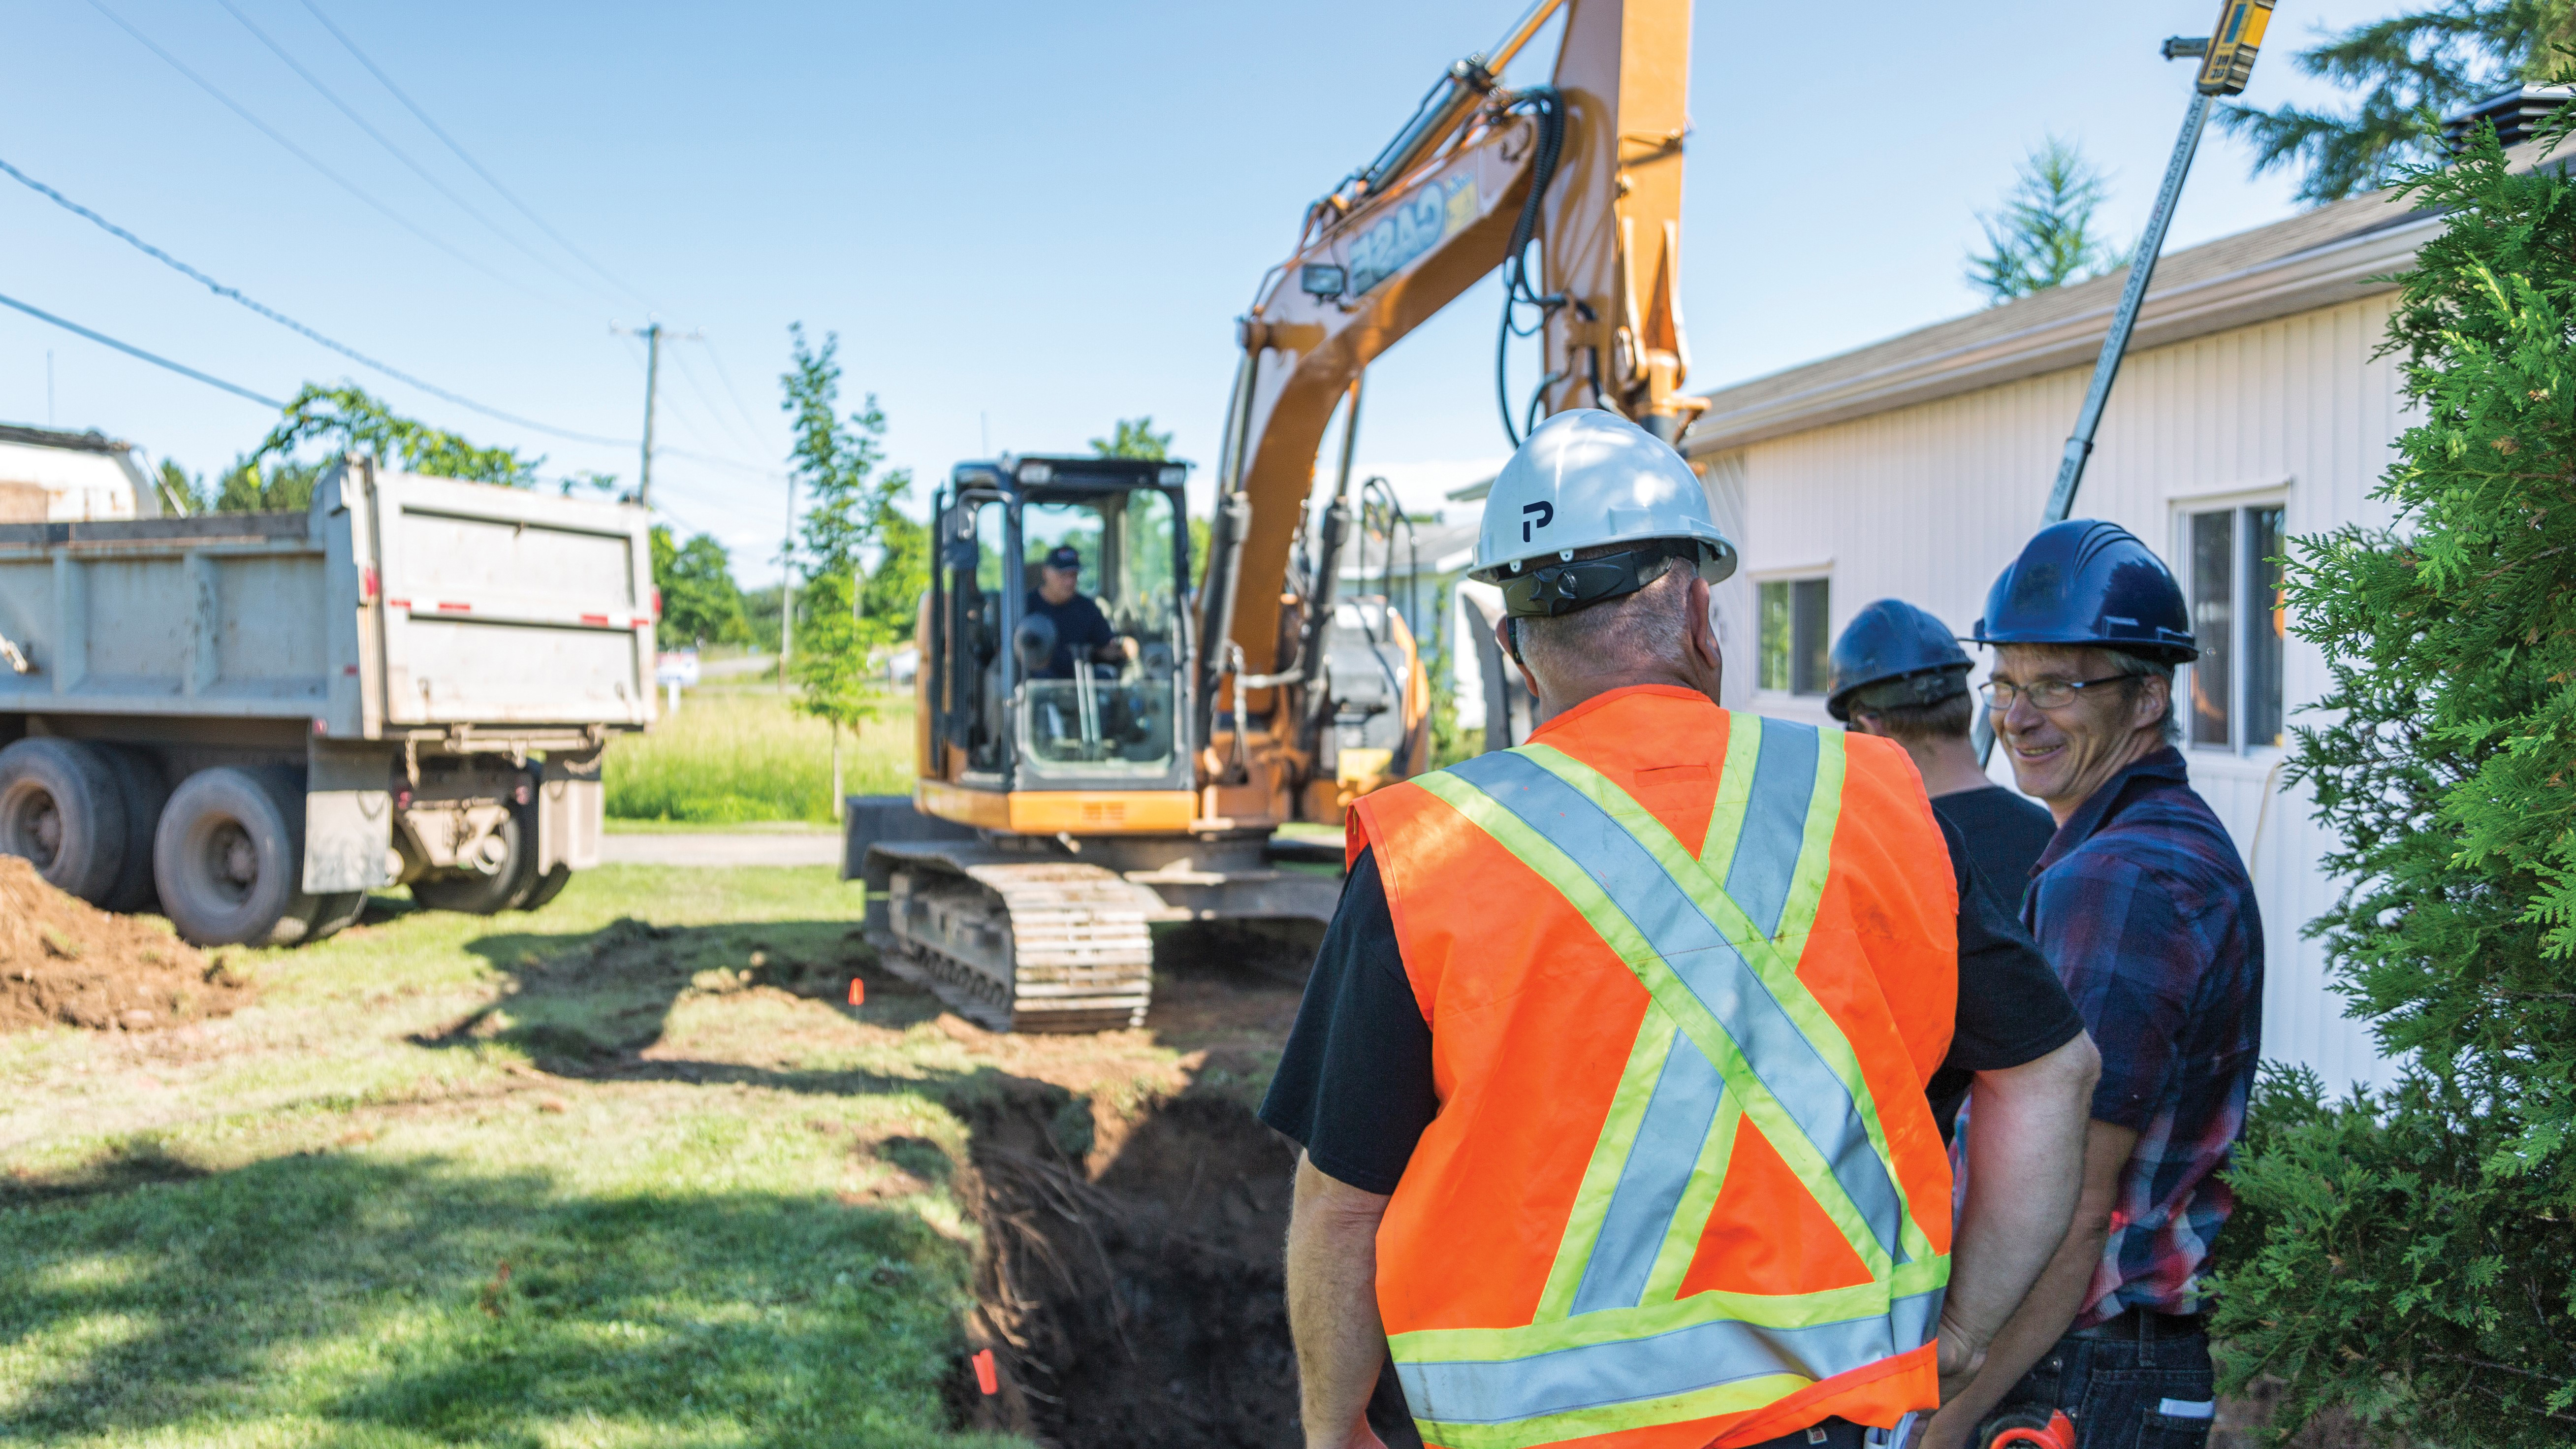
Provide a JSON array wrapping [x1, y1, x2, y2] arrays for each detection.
[[1973, 519, 2198, 664], [1825, 599, 1972, 723]]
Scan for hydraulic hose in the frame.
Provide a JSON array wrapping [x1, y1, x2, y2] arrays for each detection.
[[1495, 86, 1567, 447]]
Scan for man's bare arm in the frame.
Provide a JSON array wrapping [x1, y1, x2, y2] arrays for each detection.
[[1935, 1031, 2101, 1398], [1924, 1118, 2140, 1449], [1285, 1151, 1394, 1449]]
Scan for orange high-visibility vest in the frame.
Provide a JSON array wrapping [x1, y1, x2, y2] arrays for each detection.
[[1350, 685, 1959, 1449]]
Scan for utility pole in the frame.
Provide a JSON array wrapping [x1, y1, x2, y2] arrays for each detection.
[[633, 322, 662, 508]]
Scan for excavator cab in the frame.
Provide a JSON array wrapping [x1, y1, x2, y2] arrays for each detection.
[[922, 455, 1198, 819]]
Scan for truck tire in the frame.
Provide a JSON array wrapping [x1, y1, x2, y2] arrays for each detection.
[[305, 891, 370, 941], [0, 738, 128, 903], [518, 863, 572, 912], [155, 766, 321, 947], [96, 744, 170, 913], [410, 810, 540, 915]]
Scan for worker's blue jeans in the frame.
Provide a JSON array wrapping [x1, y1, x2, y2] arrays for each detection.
[[1999, 1319, 2217, 1449]]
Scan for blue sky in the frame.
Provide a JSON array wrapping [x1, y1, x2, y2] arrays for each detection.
[[3, 0, 2403, 581]]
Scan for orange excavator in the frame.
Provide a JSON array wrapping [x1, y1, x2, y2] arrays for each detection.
[[853, 0, 1705, 1030]]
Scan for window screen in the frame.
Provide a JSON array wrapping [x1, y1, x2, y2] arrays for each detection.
[[2190, 510, 2234, 746], [1756, 578, 1830, 696]]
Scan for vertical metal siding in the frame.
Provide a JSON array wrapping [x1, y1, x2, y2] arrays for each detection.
[[1716, 293, 2408, 1090]]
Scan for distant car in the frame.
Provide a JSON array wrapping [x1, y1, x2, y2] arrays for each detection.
[[885, 646, 919, 685]]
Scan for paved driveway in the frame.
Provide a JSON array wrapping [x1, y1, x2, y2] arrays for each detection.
[[599, 832, 842, 867]]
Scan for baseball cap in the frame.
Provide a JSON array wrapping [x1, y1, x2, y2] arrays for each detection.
[[1042, 546, 1081, 571]]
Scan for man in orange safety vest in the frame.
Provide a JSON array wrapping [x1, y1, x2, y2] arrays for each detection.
[[1261, 409, 2103, 1449]]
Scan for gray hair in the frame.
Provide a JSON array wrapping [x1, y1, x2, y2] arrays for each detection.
[[1510, 547, 1695, 684], [2105, 649, 2183, 745]]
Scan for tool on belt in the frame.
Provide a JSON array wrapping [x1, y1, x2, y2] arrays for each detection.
[[1975, 1407, 2076, 1449]]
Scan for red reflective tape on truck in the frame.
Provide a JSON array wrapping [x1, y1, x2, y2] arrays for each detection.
[[360, 566, 380, 602], [581, 613, 611, 626], [436, 601, 472, 613], [386, 598, 411, 610]]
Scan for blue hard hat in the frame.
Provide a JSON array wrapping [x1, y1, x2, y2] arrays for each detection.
[[1826, 599, 1972, 723], [1973, 520, 2198, 664]]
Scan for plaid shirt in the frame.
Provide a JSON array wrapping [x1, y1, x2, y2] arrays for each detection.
[[2025, 747, 2263, 1324]]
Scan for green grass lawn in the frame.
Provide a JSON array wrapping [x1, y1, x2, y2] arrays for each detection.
[[0, 867, 1079, 1449], [604, 687, 914, 825]]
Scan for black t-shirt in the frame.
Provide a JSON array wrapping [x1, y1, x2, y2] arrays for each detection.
[[1021, 589, 1114, 679], [1258, 820, 2084, 1194], [1931, 785, 2059, 914]]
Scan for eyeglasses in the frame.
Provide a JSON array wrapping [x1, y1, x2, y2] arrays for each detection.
[[1977, 675, 2136, 711]]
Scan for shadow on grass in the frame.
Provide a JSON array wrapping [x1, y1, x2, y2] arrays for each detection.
[[410, 917, 936, 1081], [0, 1148, 1002, 1448]]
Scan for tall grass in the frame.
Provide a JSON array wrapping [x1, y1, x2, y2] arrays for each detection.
[[605, 686, 915, 823]]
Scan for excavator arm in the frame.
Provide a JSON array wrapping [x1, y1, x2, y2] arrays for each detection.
[[1196, 0, 1699, 809]]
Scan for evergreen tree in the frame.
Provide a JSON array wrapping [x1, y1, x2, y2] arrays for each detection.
[[2220, 0, 2576, 202], [2208, 115, 2576, 1445], [1965, 137, 2120, 303]]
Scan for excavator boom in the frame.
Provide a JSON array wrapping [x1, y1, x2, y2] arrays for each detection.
[[863, 0, 1701, 1033], [1205, 0, 1700, 729]]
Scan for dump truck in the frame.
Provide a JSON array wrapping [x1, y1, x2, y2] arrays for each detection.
[[0, 456, 657, 946]]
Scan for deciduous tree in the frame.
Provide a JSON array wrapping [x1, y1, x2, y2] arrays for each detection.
[[780, 324, 916, 808], [651, 525, 749, 650]]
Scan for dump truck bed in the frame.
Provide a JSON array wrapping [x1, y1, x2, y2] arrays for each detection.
[[0, 464, 657, 736]]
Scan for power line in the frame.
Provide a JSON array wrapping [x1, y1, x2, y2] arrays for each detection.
[[0, 289, 285, 408], [296, 0, 654, 307], [668, 342, 759, 455], [210, 0, 608, 306], [0, 154, 635, 449], [661, 445, 789, 482], [85, 0, 566, 311], [695, 335, 771, 441]]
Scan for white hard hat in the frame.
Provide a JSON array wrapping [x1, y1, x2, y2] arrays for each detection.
[[1471, 409, 1737, 617]]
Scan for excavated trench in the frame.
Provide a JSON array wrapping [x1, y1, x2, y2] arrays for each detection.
[[944, 1075, 1302, 1448]]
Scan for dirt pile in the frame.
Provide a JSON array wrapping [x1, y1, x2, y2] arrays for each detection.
[[0, 856, 251, 1033], [946, 1075, 1304, 1449]]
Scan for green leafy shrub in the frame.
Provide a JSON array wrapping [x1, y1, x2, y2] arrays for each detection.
[[2208, 117, 2576, 1445]]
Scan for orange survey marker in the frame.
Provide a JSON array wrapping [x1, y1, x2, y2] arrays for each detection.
[[848, 978, 865, 1006], [971, 1348, 998, 1395]]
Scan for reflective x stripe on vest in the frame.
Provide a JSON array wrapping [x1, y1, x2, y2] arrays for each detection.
[[1391, 717, 1947, 1449]]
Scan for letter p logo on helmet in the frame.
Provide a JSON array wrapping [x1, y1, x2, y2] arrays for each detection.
[[1522, 502, 1554, 543]]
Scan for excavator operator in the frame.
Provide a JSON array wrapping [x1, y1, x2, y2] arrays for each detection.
[[1261, 409, 2103, 1449], [1023, 544, 1134, 679]]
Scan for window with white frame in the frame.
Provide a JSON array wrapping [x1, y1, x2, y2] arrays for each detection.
[[2180, 504, 2286, 751], [1756, 577, 1830, 695]]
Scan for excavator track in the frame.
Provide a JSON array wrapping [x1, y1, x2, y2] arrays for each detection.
[[879, 858, 1159, 1032]]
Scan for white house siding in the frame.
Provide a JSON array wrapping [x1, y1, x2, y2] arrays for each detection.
[[1701, 292, 2410, 1092]]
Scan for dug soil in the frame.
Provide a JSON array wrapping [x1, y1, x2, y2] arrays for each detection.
[[946, 1074, 1304, 1449], [0, 857, 251, 1034]]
